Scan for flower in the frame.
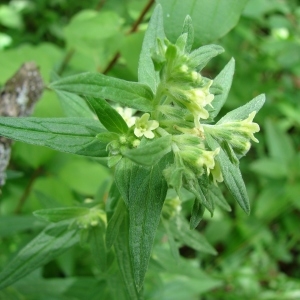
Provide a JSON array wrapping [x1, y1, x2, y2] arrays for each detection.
[[134, 113, 159, 139], [210, 160, 223, 185], [114, 106, 137, 127]]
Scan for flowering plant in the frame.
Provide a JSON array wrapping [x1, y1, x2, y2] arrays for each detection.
[[0, 5, 264, 298]]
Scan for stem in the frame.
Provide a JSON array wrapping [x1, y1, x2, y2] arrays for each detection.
[[14, 167, 44, 214], [57, 48, 76, 76], [103, 0, 155, 74]]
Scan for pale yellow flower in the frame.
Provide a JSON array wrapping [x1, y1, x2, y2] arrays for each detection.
[[134, 113, 159, 139]]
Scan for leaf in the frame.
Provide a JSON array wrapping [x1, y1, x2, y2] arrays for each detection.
[[169, 215, 216, 255], [114, 212, 141, 300], [89, 225, 107, 272], [190, 198, 205, 229], [115, 156, 169, 290], [158, 0, 249, 47], [0, 215, 43, 238], [189, 44, 224, 71], [138, 4, 165, 92], [122, 135, 172, 166], [33, 207, 90, 223], [0, 117, 107, 157], [207, 58, 235, 120], [106, 198, 126, 250], [56, 90, 94, 118], [217, 94, 266, 124], [205, 133, 250, 214], [264, 118, 295, 163], [181, 15, 194, 53], [0, 222, 79, 290], [86, 97, 128, 134], [208, 184, 231, 212], [50, 73, 154, 112]]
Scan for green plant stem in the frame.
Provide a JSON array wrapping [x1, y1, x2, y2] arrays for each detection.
[[14, 167, 44, 214]]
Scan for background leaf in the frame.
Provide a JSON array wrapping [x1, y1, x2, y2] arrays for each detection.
[[0, 222, 79, 290], [157, 0, 249, 47]]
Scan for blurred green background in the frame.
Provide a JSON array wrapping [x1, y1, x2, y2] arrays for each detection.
[[0, 0, 300, 299]]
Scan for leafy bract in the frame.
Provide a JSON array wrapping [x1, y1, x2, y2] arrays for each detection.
[[122, 135, 172, 166], [181, 15, 194, 53], [205, 133, 250, 214], [115, 156, 169, 290], [0, 222, 79, 290], [207, 58, 235, 121], [0, 117, 107, 157], [138, 4, 165, 92], [217, 94, 266, 124], [50, 73, 154, 112], [189, 44, 224, 71], [86, 97, 128, 134]]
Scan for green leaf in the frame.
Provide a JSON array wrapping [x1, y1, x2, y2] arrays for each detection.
[[217, 94, 266, 124], [181, 15, 194, 53], [50, 73, 154, 112], [122, 135, 172, 166], [0, 222, 79, 290], [86, 97, 128, 134], [190, 198, 205, 229], [207, 58, 235, 120], [0, 215, 43, 238], [264, 118, 295, 163], [205, 133, 250, 214], [56, 90, 94, 118], [114, 212, 141, 300], [106, 198, 126, 250], [89, 225, 107, 272], [169, 215, 216, 255], [208, 184, 231, 212], [158, 0, 249, 47], [138, 4, 165, 92], [33, 207, 90, 223], [0, 117, 107, 157], [115, 156, 169, 290], [189, 44, 224, 71]]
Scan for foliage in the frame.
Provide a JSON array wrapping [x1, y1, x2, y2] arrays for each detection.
[[0, 0, 299, 299]]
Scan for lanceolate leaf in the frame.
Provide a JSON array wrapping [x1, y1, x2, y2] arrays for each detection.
[[169, 215, 216, 255], [33, 207, 90, 223], [50, 73, 154, 112], [189, 44, 224, 71], [207, 58, 235, 120], [114, 212, 141, 300], [138, 4, 165, 92], [122, 135, 172, 166], [56, 90, 94, 118], [181, 15, 194, 53], [0, 117, 107, 157], [0, 222, 79, 290], [205, 133, 250, 214], [86, 97, 128, 134], [217, 94, 266, 124], [115, 156, 169, 290]]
